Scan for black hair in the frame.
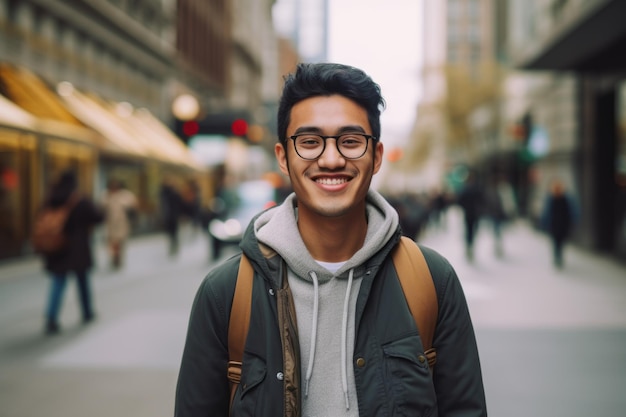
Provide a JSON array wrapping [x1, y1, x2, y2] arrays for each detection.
[[277, 63, 385, 146], [48, 169, 78, 207]]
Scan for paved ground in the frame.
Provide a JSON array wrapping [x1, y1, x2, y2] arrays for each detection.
[[419, 209, 626, 417], [0, 209, 625, 417]]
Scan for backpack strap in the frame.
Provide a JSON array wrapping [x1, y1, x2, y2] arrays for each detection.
[[227, 253, 253, 409], [392, 236, 438, 369]]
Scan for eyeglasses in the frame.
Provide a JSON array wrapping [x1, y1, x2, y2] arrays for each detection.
[[289, 133, 376, 160]]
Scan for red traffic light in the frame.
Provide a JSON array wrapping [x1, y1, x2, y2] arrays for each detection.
[[182, 120, 200, 136], [231, 118, 248, 136]]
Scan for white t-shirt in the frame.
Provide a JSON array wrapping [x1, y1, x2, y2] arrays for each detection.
[[315, 260, 347, 274]]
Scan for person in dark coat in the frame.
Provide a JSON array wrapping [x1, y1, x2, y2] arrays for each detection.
[[456, 172, 485, 262], [160, 178, 182, 256], [541, 178, 578, 268], [41, 169, 104, 334]]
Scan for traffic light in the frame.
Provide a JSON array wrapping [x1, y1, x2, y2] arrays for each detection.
[[182, 120, 199, 136], [230, 118, 248, 137], [173, 110, 251, 142]]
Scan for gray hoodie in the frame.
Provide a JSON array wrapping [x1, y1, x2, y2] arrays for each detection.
[[254, 190, 399, 416]]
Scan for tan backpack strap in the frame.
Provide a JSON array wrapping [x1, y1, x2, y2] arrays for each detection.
[[227, 253, 254, 408], [392, 236, 438, 368]]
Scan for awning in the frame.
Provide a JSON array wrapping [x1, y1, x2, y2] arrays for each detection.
[[127, 107, 203, 170], [0, 63, 83, 125], [0, 90, 101, 147], [93, 94, 202, 169], [58, 87, 147, 158], [0, 64, 103, 147], [60, 88, 203, 170], [0, 93, 37, 130], [0, 62, 202, 170], [515, 0, 626, 71]]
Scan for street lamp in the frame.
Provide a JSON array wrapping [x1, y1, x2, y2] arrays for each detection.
[[172, 94, 200, 121]]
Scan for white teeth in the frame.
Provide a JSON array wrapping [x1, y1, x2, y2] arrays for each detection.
[[316, 178, 347, 185]]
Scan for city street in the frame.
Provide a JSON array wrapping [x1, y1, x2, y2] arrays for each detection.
[[1, 209, 626, 417]]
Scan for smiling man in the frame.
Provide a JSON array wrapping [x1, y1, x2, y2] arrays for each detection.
[[175, 63, 487, 417]]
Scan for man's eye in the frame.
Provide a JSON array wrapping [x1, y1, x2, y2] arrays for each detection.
[[340, 135, 365, 146], [298, 137, 322, 146]]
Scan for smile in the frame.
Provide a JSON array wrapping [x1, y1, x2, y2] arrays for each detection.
[[315, 177, 349, 185]]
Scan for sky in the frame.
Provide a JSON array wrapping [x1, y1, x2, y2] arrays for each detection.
[[327, 0, 423, 146], [274, 0, 424, 147]]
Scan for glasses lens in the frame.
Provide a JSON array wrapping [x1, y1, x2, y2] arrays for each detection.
[[294, 135, 325, 159], [338, 134, 368, 159]]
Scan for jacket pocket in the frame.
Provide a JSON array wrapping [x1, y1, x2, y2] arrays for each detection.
[[382, 335, 437, 417], [232, 354, 267, 416]]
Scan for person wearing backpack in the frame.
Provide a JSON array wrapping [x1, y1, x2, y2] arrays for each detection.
[[40, 169, 104, 335], [175, 63, 487, 416]]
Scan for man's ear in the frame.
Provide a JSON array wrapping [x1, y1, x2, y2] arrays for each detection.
[[275, 142, 289, 175], [373, 141, 384, 174]]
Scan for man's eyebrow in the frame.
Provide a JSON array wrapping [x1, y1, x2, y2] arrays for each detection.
[[293, 126, 323, 135], [337, 125, 367, 134], [292, 125, 367, 135]]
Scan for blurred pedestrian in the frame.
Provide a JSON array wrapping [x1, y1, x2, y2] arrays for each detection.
[[429, 187, 450, 230], [484, 174, 517, 258], [160, 177, 182, 256], [101, 178, 138, 269], [456, 171, 485, 262], [39, 169, 104, 335], [541, 178, 578, 268], [386, 192, 428, 240], [175, 62, 486, 416], [181, 178, 201, 234]]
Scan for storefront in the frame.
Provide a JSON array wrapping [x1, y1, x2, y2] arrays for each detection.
[[516, 0, 626, 260], [0, 62, 208, 259], [0, 94, 97, 259]]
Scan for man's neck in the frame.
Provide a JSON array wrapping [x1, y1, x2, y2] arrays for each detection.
[[297, 210, 368, 263]]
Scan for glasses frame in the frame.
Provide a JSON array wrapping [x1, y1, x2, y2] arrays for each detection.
[[289, 133, 377, 160]]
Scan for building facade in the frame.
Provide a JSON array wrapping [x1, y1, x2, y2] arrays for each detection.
[[509, 0, 626, 260], [389, 0, 505, 194], [0, 0, 281, 259]]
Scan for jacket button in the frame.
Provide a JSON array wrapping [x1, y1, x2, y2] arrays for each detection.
[[276, 372, 284, 380], [268, 288, 275, 296], [418, 355, 426, 364], [356, 358, 366, 367]]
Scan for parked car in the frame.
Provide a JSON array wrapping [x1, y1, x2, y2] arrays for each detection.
[[208, 179, 279, 260]]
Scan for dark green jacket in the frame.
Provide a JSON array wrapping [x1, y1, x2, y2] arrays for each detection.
[[175, 220, 487, 417]]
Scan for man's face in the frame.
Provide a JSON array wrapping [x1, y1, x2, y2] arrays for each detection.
[[275, 94, 383, 219]]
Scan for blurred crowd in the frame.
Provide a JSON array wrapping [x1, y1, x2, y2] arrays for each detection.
[[35, 169, 207, 335], [384, 170, 578, 268], [35, 166, 579, 336]]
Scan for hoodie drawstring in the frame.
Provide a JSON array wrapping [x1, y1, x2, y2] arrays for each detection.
[[303, 268, 355, 411], [341, 268, 354, 410], [304, 271, 319, 396]]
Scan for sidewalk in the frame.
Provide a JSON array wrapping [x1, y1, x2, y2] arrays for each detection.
[[419, 207, 626, 330], [0, 227, 213, 417], [421, 208, 626, 417]]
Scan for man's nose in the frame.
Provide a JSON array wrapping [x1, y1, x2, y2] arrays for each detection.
[[317, 138, 345, 168]]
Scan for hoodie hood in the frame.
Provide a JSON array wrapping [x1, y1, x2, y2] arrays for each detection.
[[253, 189, 399, 281]]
